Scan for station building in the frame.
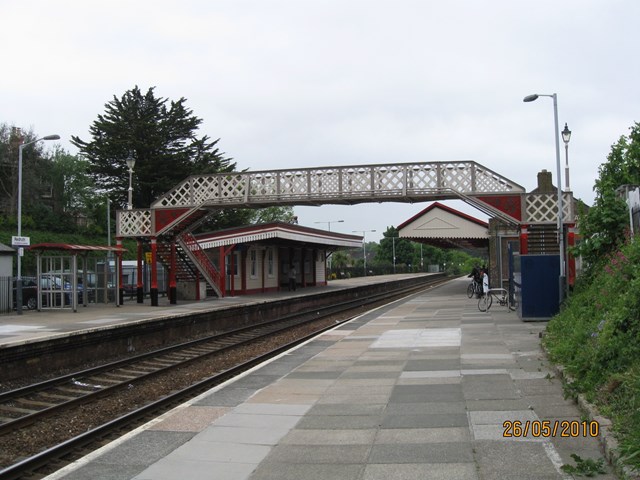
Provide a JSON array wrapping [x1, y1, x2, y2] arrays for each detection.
[[196, 222, 362, 296]]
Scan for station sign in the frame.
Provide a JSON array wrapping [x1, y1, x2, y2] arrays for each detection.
[[11, 236, 30, 247]]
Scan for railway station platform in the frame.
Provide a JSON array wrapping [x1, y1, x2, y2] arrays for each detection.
[[39, 276, 614, 480], [0, 273, 427, 348]]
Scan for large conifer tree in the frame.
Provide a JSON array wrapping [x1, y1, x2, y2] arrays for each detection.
[[71, 86, 236, 209]]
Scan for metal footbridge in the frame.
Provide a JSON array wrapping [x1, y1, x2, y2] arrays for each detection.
[[115, 161, 575, 300]]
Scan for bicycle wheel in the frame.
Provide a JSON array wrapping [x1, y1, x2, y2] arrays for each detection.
[[478, 294, 492, 312], [467, 283, 475, 298], [508, 294, 518, 311]]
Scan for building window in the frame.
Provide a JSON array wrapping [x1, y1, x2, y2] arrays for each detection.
[[267, 248, 274, 277], [250, 249, 257, 278]]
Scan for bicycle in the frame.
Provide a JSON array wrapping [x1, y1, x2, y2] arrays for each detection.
[[466, 279, 482, 298], [478, 288, 517, 312]]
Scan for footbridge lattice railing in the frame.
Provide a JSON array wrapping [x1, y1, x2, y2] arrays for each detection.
[[116, 161, 574, 238], [150, 161, 524, 211]]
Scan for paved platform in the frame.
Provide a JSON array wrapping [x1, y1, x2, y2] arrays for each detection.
[[0, 274, 426, 348], [36, 277, 615, 479]]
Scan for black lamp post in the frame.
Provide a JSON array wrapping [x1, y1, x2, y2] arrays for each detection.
[[561, 123, 571, 191], [126, 154, 136, 210]]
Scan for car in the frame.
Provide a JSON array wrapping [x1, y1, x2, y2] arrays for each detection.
[[13, 276, 79, 310], [12, 277, 39, 310]]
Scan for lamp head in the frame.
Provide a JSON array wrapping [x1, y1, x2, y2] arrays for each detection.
[[523, 94, 539, 102], [126, 154, 136, 170], [561, 123, 571, 144], [42, 135, 61, 141]]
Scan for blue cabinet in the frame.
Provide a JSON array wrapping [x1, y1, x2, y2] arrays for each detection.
[[512, 254, 560, 320]]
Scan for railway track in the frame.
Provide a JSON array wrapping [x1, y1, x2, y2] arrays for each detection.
[[0, 275, 448, 479]]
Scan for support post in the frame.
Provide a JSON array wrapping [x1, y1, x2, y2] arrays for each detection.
[[116, 237, 124, 306], [150, 237, 159, 306], [169, 239, 177, 304], [136, 240, 144, 303], [519, 225, 529, 255], [219, 246, 226, 295]]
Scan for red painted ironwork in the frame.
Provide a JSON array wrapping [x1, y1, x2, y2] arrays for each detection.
[[520, 225, 529, 255], [179, 232, 223, 297], [476, 195, 522, 221], [154, 208, 191, 233]]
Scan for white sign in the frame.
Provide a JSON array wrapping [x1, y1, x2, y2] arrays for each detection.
[[11, 236, 30, 247]]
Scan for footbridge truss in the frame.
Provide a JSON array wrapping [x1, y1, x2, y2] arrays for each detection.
[[115, 161, 575, 301]]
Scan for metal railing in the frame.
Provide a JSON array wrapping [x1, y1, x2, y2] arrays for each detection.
[[0, 276, 11, 314]]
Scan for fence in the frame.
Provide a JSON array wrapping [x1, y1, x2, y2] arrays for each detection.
[[0, 276, 11, 314]]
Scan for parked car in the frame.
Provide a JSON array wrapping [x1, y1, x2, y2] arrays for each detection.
[[13, 276, 72, 309], [12, 277, 39, 310]]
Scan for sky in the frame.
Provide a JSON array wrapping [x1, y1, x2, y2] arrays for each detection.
[[3, 0, 639, 242]]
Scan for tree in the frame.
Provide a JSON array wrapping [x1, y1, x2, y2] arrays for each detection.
[[50, 147, 96, 215], [251, 206, 297, 224], [376, 226, 415, 267], [413, 243, 446, 270], [0, 125, 59, 227], [71, 86, 236, 210], [576, 122, 640, 269]]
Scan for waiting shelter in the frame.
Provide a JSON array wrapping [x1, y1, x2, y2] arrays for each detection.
[[196, 222, 362, 296], [28, 244, 127, 312]]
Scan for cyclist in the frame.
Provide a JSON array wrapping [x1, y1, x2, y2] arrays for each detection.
[[468, 265, 482, 297]]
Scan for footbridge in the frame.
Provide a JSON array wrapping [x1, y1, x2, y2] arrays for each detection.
[[115, 161, 575, 304]]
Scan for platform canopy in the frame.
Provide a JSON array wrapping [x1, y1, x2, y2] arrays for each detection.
[[29, 243, 127, 253], [196, 221, 363, 250], [397, 202, 489, 251]]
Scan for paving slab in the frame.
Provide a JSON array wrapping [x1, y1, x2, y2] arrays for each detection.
[[45, 277, 617, 480]]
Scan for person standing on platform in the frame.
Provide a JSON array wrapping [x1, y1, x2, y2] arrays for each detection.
[[288, 264, 297, 291], [481, 267, 489, 296]]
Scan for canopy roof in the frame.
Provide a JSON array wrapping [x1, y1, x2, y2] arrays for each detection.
[[398, 202, 489, 250], [29, 243, 127, 253], [196, 222, 363, 249]]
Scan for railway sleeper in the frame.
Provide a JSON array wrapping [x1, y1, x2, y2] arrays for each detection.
[[116, 368, 154, 376], [56, 386, 99, 395], [0, 404, 37, 415], [38, 392, 77, 401], [14, 398, 55, 409]]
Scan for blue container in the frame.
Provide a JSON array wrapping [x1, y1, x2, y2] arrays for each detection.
[[512, 254, 560, 320]]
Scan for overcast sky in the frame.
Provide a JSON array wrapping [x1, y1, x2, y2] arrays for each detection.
[[3, 0, 639, 242]]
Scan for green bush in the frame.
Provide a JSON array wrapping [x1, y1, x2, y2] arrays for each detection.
[[544, 236, 640, 470]]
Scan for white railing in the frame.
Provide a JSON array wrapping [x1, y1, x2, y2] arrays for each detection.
[[525, 192, 574, 223], [151, 161, 525, 209], [117, 209, 152, 237]]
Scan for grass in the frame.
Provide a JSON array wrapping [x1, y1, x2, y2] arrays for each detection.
[[544, 236, 640, 472]]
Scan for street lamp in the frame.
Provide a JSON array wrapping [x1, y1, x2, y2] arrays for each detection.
[[16, 134, 60, 314], [352, 230, 376, 276], [561, 123, 572, 191], [314, 219, 344, 232], [523, 93, 565, 303], [126, 153, 136, 210]]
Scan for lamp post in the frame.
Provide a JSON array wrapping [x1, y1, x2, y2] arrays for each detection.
[[126, 153, 136, 210], [352, 230, 376, 276], [523, 93, 565, 303], [16, 134, 60, 314], [561, 123, 571, 191], [392, 236, 396, 274], [314, 219, 344, 232]]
